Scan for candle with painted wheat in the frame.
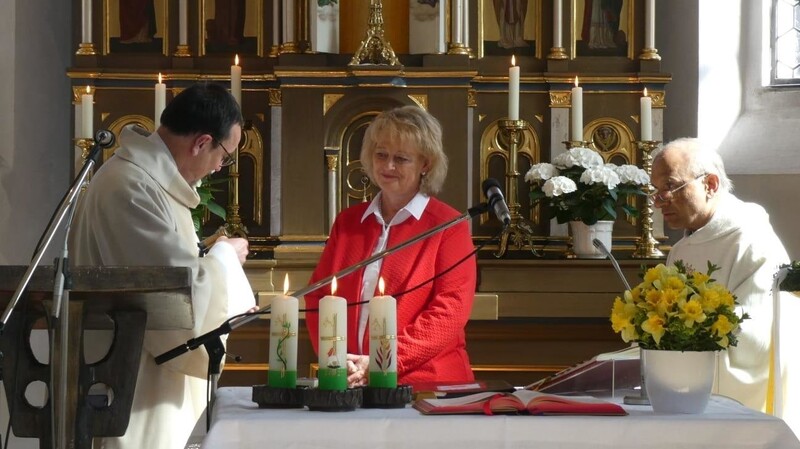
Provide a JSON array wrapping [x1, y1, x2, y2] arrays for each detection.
[[318, 277, 348, 391], [268, 274, 298, 388], [369, 277, 397, 388]]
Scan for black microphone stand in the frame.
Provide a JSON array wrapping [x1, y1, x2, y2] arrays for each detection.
[[155, 202, 490, 413], [0, 130, 113, 449]]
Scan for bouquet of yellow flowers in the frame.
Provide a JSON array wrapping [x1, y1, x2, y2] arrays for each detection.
[[610, 261, 748, 351]]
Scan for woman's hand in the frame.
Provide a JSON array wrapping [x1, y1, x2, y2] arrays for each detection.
[[346, 354, 369, 388]]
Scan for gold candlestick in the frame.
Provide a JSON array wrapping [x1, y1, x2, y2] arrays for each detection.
[[632, 140, 664, 259], [224, 124, 249, 238], [494, 119, 538, 258]]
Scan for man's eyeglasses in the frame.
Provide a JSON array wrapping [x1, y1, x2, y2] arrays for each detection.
[[649, 173, 707, 202], [215, 140, 236, 167]]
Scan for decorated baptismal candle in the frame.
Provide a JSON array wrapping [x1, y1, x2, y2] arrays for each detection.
[[268, 274, 299, 388], [319, 277, 348, 391], [369, 277, 397, 388]]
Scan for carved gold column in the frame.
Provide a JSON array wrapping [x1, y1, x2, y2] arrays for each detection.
[[349, 0, 400, 66], [632, 140, 664, 258], [494, 120, 538, 258]]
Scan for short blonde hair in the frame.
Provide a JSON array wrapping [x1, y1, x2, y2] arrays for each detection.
[[360, 105, 448, 195]]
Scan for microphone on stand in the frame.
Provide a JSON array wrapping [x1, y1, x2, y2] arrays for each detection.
[[481, 178, 511, 226], [592, 237, 650, 405], [592, 238, 631, 291]]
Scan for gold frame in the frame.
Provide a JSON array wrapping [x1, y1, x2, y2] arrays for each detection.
[[570, 0, 634, 59], [477, 0, 542, 59], [103, 0, 169, 56], [199, 0, 265, 57]]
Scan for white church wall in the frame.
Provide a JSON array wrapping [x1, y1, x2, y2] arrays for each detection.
[[1, 0, 71, 447]]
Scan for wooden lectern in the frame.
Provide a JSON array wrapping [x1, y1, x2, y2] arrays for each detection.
[[0, 265, 194, 449]]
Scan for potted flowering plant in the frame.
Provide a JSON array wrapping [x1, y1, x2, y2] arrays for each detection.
[[524, 147, 649, 225], [610, 261, 748, 351], [610, 260, 748, 413]]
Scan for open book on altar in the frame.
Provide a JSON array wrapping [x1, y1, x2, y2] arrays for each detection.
[[525, 345, 640, 394], [413, 390, 627, 416]]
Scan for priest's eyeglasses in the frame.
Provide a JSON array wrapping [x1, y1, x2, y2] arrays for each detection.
[[215, 140, 236, 167], [649, 173, 707, 203]]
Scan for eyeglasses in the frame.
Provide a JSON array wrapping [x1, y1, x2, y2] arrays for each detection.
[[649, 173, 707, 202], [215, 140, 236, 167]]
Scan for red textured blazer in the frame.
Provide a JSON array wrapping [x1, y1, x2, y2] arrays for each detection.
[[305, 197, 476, 387]]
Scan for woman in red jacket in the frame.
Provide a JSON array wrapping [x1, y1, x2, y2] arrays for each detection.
[[304, 105, 476, 389]]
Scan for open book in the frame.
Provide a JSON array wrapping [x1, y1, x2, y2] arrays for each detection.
[[413, 390, 627, 416]]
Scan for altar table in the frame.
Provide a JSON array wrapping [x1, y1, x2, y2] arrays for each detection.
[[202, 387, 800, 449]]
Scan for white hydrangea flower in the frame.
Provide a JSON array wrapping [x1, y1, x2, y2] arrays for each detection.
[[525, 163, 559, 182], [614, 164, 650, 185], [543, 176, 577, 197], [552, 147, 603, 169], [580, 166, 620, 190]]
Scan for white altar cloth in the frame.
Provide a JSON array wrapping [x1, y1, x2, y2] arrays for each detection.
[[202, 387, 800, 449]]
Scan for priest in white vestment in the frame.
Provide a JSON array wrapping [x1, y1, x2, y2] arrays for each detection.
[[70, 83, 255, 449], [651, 138, 794, 431]]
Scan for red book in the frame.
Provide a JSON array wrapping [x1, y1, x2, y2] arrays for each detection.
[[413, 390, 627, 416]]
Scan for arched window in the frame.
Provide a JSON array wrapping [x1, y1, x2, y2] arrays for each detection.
[[771, 0, 800, 85]]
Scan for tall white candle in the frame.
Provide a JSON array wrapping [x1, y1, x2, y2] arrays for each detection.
[[554, 0, 563, 48], [178, 0, 188, 45], [269, 274, 299, 388], [369, 278, 397, 388], [570, 77, 583, 141], [231, 54, 242, 105], [81, 86, 94, 139], [508, 55, 520, 120], [154, 73, 166, 127], [318, 277, 348, 391], [640, 88, 653, 141]]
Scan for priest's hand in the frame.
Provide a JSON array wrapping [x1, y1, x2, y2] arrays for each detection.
[[346, 354, 369, 388], [216, 236, 249, 264]]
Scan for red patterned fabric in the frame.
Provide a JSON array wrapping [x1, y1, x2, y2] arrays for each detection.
[[305, 197, 476, 387]]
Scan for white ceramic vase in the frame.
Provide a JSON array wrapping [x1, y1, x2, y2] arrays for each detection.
[[569, 220, 614, 258], [643, 349, 716, 414]]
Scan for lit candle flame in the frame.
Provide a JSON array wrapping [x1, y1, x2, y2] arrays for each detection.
[[85, 85, 91, 94], [574, 76, 579, 87], [158, 72, 162, 84], [331, 276, 337, 295], [379, 277, 385, 296], [283, 273, 289, 295], [511, 55, 516, 66], [643, 87, 649, 97], [234, 54, 240, 66]]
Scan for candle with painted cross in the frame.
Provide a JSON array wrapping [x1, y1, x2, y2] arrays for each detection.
[[268, 274, 299, 388], [318, 276, 348, 391], [369, 277, 397, 388]]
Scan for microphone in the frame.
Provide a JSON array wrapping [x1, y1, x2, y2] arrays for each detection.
[[592, 238, 632, 291], [481, 178, 511, 226], [94, 129, 116, 148]]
